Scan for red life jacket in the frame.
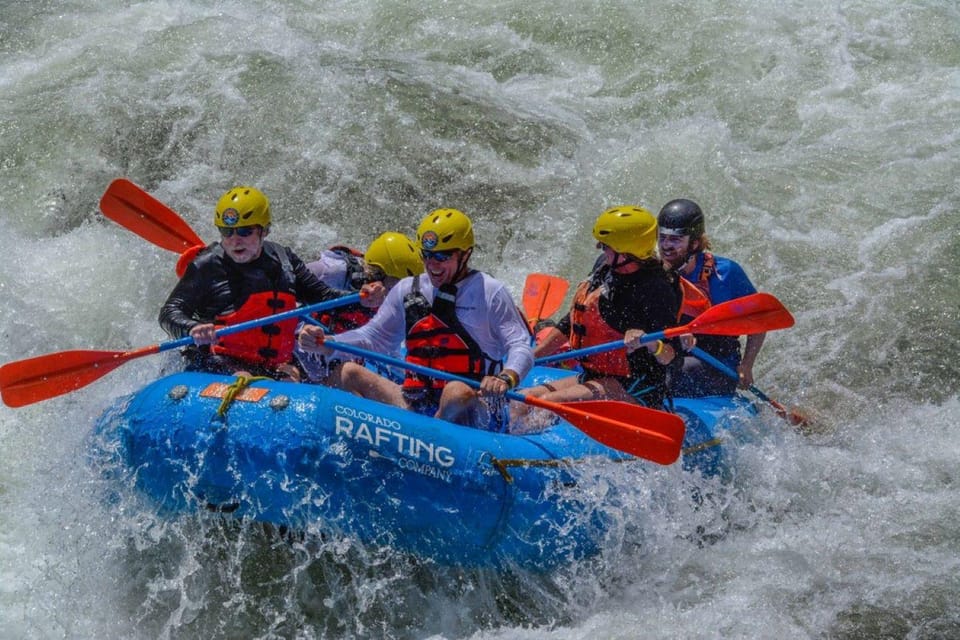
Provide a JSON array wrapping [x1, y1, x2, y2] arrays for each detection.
[[402, 276, 498, 392], [318, 306, 375, 334], [211, 291, 299, 367], [569, 279, 631, 377]]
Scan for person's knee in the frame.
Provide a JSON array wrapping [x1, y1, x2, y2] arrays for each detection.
[[338, 362, 367, 389], [446, 381, 477, 403], [435, 382, 476, 421]]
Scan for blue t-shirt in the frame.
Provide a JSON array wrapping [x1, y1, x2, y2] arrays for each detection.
[[682, 252, 758, 377], [688, 252, 757, 304]]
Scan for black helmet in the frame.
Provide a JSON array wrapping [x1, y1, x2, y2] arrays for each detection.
[[657, 199, 705, 238]]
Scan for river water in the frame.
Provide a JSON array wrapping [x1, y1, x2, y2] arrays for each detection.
[[1, 1, 958, 638]]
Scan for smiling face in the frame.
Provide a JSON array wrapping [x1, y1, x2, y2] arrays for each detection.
[[219, 225, 265, 263], [658, 232, 693, 269], [421, 248, 465, 287]]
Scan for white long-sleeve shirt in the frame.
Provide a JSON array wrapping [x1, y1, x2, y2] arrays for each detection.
[[330, 271, 534, 380]]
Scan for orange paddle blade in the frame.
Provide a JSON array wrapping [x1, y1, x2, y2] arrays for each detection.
[[765, 397, 814, 429], [666, 292, 794, 338], [0, 347, 158, 408], [100, 178, 204, 253], [522, 395, 685, 465], [522, 273, 569, 329]]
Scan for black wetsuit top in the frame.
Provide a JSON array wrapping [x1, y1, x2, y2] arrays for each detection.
[[159, 240, 349, 338], [557, 259, 681, 406]]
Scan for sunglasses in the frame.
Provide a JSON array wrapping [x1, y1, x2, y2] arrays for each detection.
[[218, 226, 258, 238], [421, 249, 456, 263]]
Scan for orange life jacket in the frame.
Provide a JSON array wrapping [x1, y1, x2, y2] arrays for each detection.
[[402, 277, 498, 392], [680, 251, 741, 362], [689, 252, 715, 297], [675, 251, 717, 320], [212, 291, 299, 367], [679, 276, 711, 319], [569, 279, 631, 377]]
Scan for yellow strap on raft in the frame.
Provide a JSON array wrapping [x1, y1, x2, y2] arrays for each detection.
[[216, 374, 271, 417]]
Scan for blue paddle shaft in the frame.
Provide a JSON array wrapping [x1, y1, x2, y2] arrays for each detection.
[[534, 331, 666, 365], [689, 346, 771, 401], [157, 293, 362, 354], [324, 339, 528, 402]]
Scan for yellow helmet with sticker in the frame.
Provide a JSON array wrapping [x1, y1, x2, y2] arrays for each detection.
[[214, 186, 271, 228], [417, 208, 475, 252]]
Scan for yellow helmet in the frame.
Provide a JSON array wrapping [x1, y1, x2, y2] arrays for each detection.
[[214, 186, 271, 228], [417, 208, 474, 252], [592, 205, 658, 259], [364, 232, 425, 279]]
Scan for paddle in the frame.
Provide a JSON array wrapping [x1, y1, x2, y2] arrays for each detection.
[[521, 273, 569, 331], [99, 178, 209, 277], [318, 339, 685, 465], [100, 178, 204, 253], [536, 293, 794, 365], [689, 347, 811, 427], [0, 294, 361, 408]]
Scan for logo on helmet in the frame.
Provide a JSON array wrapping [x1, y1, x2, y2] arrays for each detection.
[[221, 208, 240, 226], [421, 230, 439, 250]]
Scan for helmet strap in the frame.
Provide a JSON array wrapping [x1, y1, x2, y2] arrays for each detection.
[[611, 251, 639, 271], [452, 247, 473, 283], [679, 247, 703, 275]]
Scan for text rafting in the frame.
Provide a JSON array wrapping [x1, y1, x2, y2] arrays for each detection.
[[333, 406, 455, 468]]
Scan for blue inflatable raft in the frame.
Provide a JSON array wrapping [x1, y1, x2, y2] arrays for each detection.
[[92, 366, 755, 569]]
